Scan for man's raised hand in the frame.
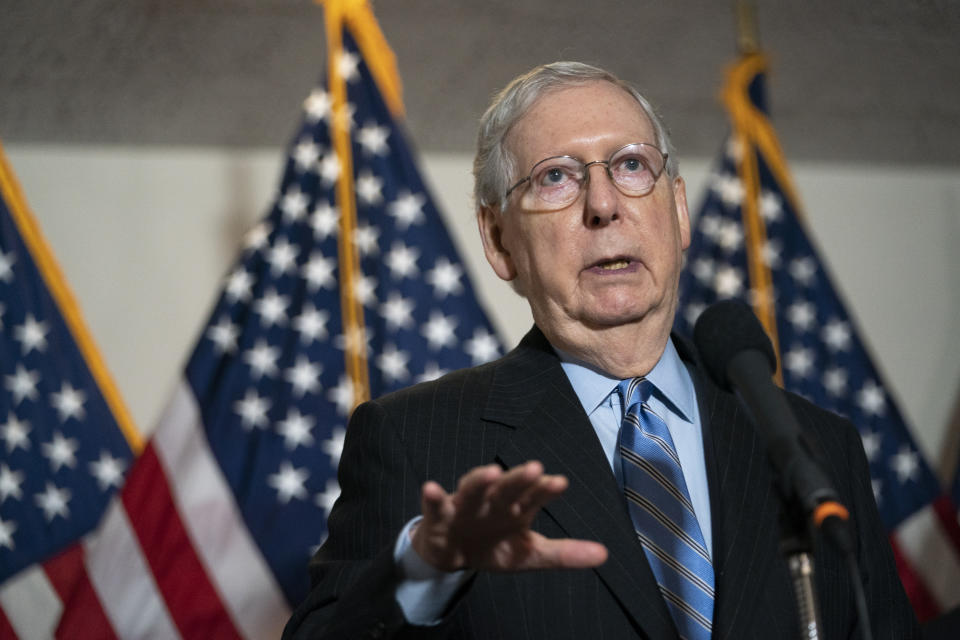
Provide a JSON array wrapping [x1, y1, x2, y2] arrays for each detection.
[[410, 461, 608, 572]]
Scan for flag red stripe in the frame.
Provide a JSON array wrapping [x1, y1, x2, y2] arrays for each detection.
[[932, 495, 960, 555], [43, 544, 118, 640], [121, 444, 242, 639], [0, 605, 18, 640], [889, 534, 941, 622]]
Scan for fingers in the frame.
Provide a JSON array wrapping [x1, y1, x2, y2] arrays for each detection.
[[528, 537, 608, 570]]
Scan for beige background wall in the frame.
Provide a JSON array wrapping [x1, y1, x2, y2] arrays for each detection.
[[6, 144, 960, 480]]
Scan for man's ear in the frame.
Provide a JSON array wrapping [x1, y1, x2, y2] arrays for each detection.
[[673, 176, 691, 250], [477, 205, 517, 282]]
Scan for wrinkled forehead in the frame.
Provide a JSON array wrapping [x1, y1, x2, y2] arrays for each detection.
[[506, 80, 657, 170]]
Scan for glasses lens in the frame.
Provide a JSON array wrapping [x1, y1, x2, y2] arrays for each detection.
[[609, 144, 664, 194], [528, 156, 583, 206]]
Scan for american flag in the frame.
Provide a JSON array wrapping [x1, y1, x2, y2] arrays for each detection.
[[0, 140, 139, 634], [0, 1, 502, 636], [675, 52, 960, 621]]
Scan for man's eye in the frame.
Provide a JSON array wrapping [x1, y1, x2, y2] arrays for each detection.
[[620, 157, 645, 172], [540, 167, 571, 185]]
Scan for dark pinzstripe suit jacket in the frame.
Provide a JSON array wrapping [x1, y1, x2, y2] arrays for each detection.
[[284, 327, 919, 639]]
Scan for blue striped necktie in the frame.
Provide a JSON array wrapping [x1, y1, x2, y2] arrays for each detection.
[[618, 377, 714, 639]]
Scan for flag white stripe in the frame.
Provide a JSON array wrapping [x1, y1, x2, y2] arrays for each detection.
[[84, 499, 181, 639], [0, 565, 62, 640], [153, 380, 290, 639], [895, 504, 960, 610]]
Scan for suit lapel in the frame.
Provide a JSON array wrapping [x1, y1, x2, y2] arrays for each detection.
[[484, 328, 678, 640], [682, 339, 784, 637]]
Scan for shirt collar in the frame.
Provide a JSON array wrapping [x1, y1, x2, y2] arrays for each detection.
[[557, 337, 695, 423]]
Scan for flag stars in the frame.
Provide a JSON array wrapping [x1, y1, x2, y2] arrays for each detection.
[[387, 191, 426, 229], [315, 479, 341, 516], [823, 367, 848, 397], [206, 318, 239, 355], [50, 382, 86, 422], [0, 517, 15, 550], [14, 314, 49, 354], [822, 319, 852, 352], [355, 171, 384, 206], [327, 375, 355, 417], [243, 339, 280, 380], [285, 356, 322, 397], [319, 151, 341, 186], [89, 451, 126, 491], [253, 289, 290, 328], [293, 304, 330, 343], [334, 326, 373, 357], [310, 201, 339, 240], [243, 222, 272, 252], [890, 446, 919, 484], [860, 429, 881, 462], [465, 328, 501, 365], [0, 249, 15, 282], [277, 409, 316, 450], [857, 380, 886, 417], [302, 252, 337, 291], [233, 389, 271, 430], [292, 140, 321, 173], [1, 413, 31, 453], [416, 362, 448, 383], [0, 463, 24, 503], [337, 50, 361, 82], [357, 122, 390, 156], [266, 237, 300, 276], [224, 268, 255, 304], [35, 482, 71, 521], [354, 275, 378, 307], [713, 266, 743, 298], [376, 344, 410, 384], [426, 258, 464, 298], [713, 174, 744, 208], [353, 223, 381, 256], [786, 300, 816, 332], [303, 88, 332, 122], [784, 346, 815, 379], [5, 364, 40, 405], [422, 311, 458, 350], [691, 258, 714, 284], [716, 220, 743, 253], [267, 462, 309, 504], [762, 239, 782, 269], [760, 190, 783, 223], [380, 292, 415, 332], [683, 301, 707, 329], [698, 213, 722, 241], [385, 242, 420, 279], [322, 427, 346, 467], [42, 431, 79, 472], [789, 257, 817, 286], [279, 188, 310, 223]]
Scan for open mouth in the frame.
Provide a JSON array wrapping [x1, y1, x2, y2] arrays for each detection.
[[598, 259, 631, 270]]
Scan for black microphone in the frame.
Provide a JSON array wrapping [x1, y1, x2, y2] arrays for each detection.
[[693, 300, 852, 550]]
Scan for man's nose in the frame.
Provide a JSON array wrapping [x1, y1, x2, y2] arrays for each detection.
[[583, 162, 620, 227]]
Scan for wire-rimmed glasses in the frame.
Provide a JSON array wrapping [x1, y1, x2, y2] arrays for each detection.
[[504, 142, 668, 210]]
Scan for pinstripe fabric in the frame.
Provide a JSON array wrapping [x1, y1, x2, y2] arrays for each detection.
[[283, 328, 921, 640], [619, 378, 714, 639]]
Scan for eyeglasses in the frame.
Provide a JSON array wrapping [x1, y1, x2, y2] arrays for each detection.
[[504, 143, 668, 210]]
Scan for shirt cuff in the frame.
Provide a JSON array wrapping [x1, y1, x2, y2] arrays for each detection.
[[393, 516, 473, 625]]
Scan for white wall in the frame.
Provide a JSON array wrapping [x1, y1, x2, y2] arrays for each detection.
[[6, 144, 960, 480]]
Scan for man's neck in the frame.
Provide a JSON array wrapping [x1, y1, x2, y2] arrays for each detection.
[[539, 318, 672, 380]]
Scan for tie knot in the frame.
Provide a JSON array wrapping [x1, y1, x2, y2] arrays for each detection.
[[618, 377, 653, 411]]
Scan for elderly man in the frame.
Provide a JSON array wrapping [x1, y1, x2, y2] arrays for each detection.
[[284, 62, 918, 639]]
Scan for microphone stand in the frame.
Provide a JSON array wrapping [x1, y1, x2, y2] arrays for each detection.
[[778, 498, 822, 640]]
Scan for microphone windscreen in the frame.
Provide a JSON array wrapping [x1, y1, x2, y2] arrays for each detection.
[[693, 300, 778, 390]]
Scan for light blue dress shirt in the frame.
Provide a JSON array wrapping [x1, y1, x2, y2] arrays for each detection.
[[394, 337, 712, 624]]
